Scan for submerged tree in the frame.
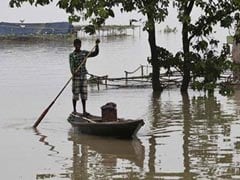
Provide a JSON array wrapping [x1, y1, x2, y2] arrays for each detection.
[[172, 0, 240, 94], [119, 0, 169, 92], [9, 0, 169, 92], [9, 0, 240, 95], [149, 0, 240, 96]]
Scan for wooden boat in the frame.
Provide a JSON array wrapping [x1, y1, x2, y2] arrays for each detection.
[[67, 113, 144, 139]]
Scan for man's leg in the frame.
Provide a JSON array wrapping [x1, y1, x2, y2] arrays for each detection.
[[80, 74, 88, 116], [81, 99, 90, 116], [81, 99, 86, 114], [72, 76, 80, 114], [72, 99, 77, 113]]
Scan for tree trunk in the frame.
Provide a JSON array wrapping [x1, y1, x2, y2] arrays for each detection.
[[181, 23, 191, 93], [180, 1, 195, 93], [232, 40, 240, 81], [147, 17, 162, 92], [181, 11, 192, 93]]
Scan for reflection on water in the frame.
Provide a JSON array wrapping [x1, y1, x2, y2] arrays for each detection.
[[68, 132, 145, 179], [31, 91, 240, 180], [1, 36, 240, 179], [187, 95, 240, 179], [182, 93, 192, 179], [146, 92, 240, 179], [34, 129, 59, 155]]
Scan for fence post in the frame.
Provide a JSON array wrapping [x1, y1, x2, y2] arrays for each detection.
[[141, 65, 144, 77], [97, 77, 100, 90], [105, 76, 108, 88], [125, 71, 128, 84]]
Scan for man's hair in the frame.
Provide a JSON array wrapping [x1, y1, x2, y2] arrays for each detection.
[[74, 38, 81, 46]]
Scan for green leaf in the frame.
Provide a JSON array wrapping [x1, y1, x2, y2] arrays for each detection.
[[84, 25, 96, 35]]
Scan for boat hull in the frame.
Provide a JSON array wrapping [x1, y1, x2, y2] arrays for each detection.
[[67, 113, 144, 138]]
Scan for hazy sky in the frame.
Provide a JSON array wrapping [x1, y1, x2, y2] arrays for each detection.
[[1, 0, 142, 25], [1, 0, 69, 23]]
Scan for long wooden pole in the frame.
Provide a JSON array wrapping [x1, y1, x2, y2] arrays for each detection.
[[33, 45, 97, 128]]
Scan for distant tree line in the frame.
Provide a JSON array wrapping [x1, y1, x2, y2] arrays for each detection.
[[9, 0, 240, 96]]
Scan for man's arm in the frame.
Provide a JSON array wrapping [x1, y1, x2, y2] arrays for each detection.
[[69, 53, 75, 74]]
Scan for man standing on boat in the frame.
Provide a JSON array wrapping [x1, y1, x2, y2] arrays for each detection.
[[69, 38, 100, 116]]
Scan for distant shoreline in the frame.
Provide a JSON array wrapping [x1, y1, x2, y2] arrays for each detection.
[[0, 34, 76, 42]]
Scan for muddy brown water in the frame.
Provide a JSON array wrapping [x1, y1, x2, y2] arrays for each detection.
[[1, 33, 240, 179]]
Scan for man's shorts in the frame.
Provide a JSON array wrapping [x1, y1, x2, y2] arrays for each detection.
[[72, 74, 87, 101]]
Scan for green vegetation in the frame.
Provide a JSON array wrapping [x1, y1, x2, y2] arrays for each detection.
[[172, 0, 240, 94], [9, 0, 240, 96], [9, 0, 169, 92]]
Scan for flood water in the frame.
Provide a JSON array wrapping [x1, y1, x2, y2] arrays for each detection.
[[1, 30, 240, 180]]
